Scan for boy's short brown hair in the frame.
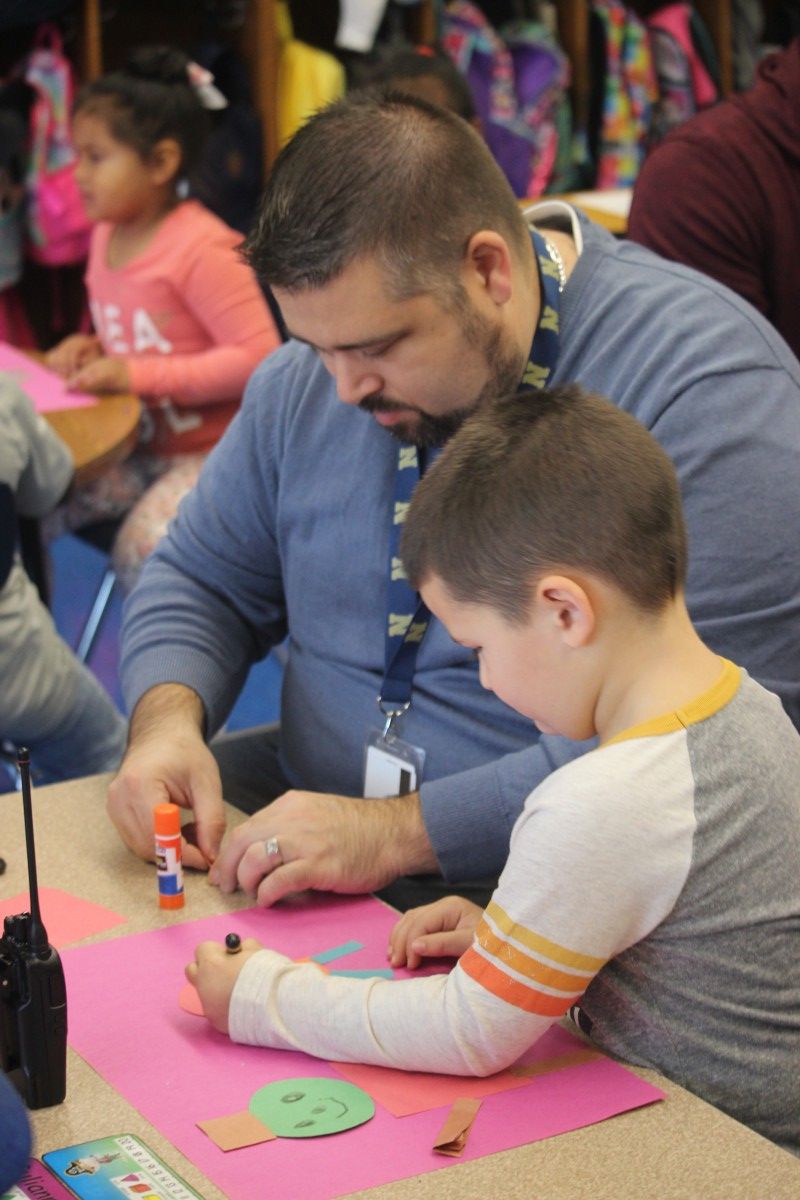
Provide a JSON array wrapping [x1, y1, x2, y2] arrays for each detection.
[[401, 384, 687, 622]]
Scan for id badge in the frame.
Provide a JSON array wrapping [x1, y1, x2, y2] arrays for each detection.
[[363, 728, 426, 798]]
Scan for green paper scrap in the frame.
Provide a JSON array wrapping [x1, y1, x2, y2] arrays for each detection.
[[311, 940, 364, 964], [249, 1078, 375, 1139]]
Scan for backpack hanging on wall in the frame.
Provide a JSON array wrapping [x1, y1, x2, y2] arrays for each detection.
[[646, 3, 719, 144], [588, 1, 657, 188], [442, 0, 571, 198], [23, 24, 91, 266]]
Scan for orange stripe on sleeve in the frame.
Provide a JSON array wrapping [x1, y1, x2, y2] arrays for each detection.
[[475, 920, 594, 993], [460, 948, 581, 1017]]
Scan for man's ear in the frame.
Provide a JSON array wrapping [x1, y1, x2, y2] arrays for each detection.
[[464, 230, 513, 306], [536, 574, 595, 648], [148, 138, 183, 187]]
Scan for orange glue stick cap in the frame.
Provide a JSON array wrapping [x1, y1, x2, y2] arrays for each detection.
[[155, 802, 181, 836]]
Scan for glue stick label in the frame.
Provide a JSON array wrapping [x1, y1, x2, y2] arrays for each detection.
[[157, 846, 183, 896], [154, 802, 185, 908]]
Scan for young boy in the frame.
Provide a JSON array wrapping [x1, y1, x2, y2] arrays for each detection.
[[187, 385, 800, 1154]]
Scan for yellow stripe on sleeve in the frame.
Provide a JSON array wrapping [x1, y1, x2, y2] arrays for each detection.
[[485, 900, 606, 973], [475, 919, 595, 993]]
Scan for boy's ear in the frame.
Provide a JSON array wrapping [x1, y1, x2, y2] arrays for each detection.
[[148, 138, 183, 186], [536, 574, 595, 648], [463, 230, 513, 306]]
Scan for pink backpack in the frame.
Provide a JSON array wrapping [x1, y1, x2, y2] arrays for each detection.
[[24, 25, 91, 266]]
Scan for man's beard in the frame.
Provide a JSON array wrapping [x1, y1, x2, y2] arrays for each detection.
[[359, 314, 523, 449]]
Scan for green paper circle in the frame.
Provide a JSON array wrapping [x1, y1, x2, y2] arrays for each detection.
[[249, 1077, 375, 1138]]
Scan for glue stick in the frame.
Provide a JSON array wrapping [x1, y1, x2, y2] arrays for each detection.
[[154, 802, 184, 909]]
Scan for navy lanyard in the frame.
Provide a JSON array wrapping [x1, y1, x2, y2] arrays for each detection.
[[378, 227, 563, 732]]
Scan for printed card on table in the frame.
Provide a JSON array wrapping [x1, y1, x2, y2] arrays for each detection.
[[42, 1134, 203, 1199]]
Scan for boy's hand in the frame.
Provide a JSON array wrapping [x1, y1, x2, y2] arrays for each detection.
[[185, 937, 264, 1034], [388, 896, 482, 969], [67, 355, 131, 394], [47, 333, 102, 377]]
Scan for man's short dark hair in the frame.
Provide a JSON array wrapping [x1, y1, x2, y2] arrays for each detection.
[[401, 384, 688, 622], [244, 91, 528, 303]]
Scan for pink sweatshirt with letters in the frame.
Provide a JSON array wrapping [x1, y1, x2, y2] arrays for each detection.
[[86, 200, 279, 456]]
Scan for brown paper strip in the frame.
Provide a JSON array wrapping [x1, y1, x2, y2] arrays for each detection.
[[198, 1110, 277, 1151], [432, 1096, 482, 1157], [509, 1047, 602, 1079]]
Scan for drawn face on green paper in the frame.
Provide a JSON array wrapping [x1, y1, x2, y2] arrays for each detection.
[[249, 1077, 375, 1138]]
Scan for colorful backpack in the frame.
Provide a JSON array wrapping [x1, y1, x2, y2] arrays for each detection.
[[442, 0, 572, 198], [23, 24, 91, 266], [589, 1, 658, 189], [646, 3, 719, 144]]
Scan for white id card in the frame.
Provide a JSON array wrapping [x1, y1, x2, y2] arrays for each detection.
[[363, 728, 426, 798]]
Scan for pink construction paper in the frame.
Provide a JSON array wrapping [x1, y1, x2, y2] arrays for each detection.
[[12, 1160, 76, 1199], [331, 1025, 593, 1117], [62, 895, 664, 1200], [0, 341, 98, 411], [0, 887, 126, 946]]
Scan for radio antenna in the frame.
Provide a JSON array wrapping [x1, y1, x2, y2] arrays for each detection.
[[17, 748, 48, 954]]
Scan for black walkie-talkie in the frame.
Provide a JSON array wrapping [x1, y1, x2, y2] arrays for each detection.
[[0, 748, 67, 1107]]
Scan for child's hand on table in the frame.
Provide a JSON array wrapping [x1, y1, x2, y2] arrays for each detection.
[[186, 937, 264, 1034], [388, 895, 482, 969], [67, 355, 131, 394], [47, 333, 102, 377]]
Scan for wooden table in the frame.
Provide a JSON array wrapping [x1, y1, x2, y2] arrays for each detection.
[[44, 392, 141, 486], [3, 774, 800, 1200]]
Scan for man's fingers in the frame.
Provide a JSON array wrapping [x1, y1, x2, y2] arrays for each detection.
[[184, 767, 226, 864], [255, 859, 314, 908], [191, 810, 226, 867], [181, 840, 211, 872], [210, 823, 257, 892]]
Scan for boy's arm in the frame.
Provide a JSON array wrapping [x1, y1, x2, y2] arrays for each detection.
[[219, 755, 691, 1073]]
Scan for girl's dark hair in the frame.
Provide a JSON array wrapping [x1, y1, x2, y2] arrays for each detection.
[[356, 48, 477, 122], [73, 45, 208, 175]]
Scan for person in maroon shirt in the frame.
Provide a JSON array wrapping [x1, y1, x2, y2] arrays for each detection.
[[628, 37, 800, 361]]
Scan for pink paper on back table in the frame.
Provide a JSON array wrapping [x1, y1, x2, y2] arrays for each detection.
[[61, 894, 664, 1200], [0, 341, 97, 411]]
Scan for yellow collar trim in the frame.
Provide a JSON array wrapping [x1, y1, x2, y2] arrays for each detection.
[[603, 659, 741, 747]]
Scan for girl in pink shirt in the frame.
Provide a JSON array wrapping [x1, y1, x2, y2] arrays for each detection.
[[47, 46, 280, 589]]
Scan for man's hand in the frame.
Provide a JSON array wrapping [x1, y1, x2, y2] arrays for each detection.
[[209, 789, 439, 907], [388, 896, 482, 969], [46, 334, 102, 377], [67, 355, 131, 394], [185, 938, 264, 1034], [107, 685, 226, 870]]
